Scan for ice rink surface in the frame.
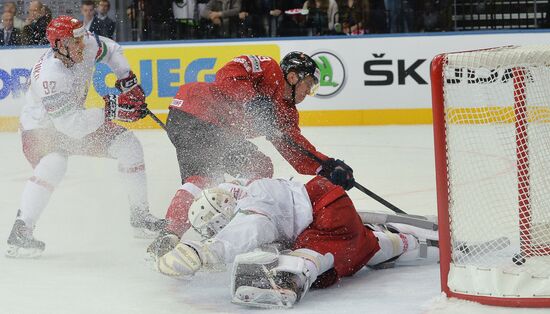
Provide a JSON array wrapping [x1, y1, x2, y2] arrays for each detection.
[[1, 125, 548, 314]]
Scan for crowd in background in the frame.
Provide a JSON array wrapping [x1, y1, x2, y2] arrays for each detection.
[[0, 0, 115, 46], [130, 0, 454, 41], [2, 0, 550, 45]]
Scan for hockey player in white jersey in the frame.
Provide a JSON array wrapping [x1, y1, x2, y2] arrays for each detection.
[[152, 176, 439, 308], [6, 16, 165, 258]]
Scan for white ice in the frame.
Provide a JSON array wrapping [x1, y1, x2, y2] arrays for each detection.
[[0, 126, 548, 314]]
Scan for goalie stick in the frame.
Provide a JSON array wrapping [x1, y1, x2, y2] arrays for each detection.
[[358, 211, 438, 231]]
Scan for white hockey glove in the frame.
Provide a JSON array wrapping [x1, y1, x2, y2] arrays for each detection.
[[156, 240, 223, 278]]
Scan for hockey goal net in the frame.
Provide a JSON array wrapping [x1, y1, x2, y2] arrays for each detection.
[[431, 46, 550, 307]]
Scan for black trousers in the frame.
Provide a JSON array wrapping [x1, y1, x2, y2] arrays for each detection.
[[166, 109, 274, 183]]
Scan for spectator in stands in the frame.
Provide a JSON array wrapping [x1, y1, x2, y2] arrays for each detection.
[[81, 1, 94, 29], [43, 5, 52, 22], [0, 11, 21, 46], [303, 0, 338, 35], [384, 0, 400, 32], [143, 0, 176, 40], [338, 0, 369, 35], [21, 0, 48, 45], [279, 0, 308, 36], [437, 0, 452, 31], [201, 0, 242, 38], [239, 0, 283, 37], [266, 1, 284, 37], [239, 0, 265, 37], [416, 0, 451, 32], [1, 1, 25, 30], [420, 1, 438, 32], [367, 0, 386, 33], [95, 0, 116, 38], [172, 0, 206, 39]]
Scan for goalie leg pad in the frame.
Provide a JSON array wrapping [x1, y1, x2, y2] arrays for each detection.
[[386, 223, 439, 243], [231, 249, 332, 309], [386, 222, 439, 266], [231, 250, 297, 309]]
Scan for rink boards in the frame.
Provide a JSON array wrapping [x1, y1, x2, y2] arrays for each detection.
[[1, 30, 550, 131]]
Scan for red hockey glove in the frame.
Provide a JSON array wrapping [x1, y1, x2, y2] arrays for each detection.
[[318, 158, 355, 190], [104, 87, 148, 122], [115, 71, 139, 93]]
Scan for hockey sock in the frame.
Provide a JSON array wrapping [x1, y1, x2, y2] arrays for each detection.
[[20, 153, 68, 227], [165, 176, 210, 236], [118, 163, 147, 209], [109, 131, 148, 209]]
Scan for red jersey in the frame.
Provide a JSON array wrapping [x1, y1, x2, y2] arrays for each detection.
[[169, 55, 328, 175], [294, 176, 380, 287]]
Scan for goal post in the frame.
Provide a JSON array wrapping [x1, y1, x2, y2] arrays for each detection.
[[431, 46, 550, 307]]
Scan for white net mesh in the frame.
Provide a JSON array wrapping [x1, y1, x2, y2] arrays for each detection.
[[441, 46, 550, 289]]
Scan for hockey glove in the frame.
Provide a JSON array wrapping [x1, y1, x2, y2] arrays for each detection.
[[104, 86, 148, 122], [243, 96, 280, 138], [115, 71, 140, 93], [318, 158, 355, 190]]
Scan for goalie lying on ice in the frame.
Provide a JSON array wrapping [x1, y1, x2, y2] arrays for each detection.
[[152, 176, 439, 308]]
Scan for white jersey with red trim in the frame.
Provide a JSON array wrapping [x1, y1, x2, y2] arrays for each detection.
[[212, 178, 314, 262], [20, 32, 131, 139]]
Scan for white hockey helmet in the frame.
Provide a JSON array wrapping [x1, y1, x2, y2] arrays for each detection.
[[188, 188, 237, 238]]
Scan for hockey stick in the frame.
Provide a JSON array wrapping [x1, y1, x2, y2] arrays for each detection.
[[146, 109, 167, 131], [280, 134, 411, 216], [358, 211, 437, 231]]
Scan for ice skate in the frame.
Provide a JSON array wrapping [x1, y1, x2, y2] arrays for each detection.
[[6, 219, 45, 258], [130, 207, 167, 239]]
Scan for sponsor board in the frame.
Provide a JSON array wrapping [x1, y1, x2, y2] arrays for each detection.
[[0, 44, 279, 116], [87, 44, 280, 110], [3, 32, 550, 130], [310, 51, 346, 98]]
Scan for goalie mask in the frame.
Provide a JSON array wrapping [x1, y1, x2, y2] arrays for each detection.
[[188, 188, 237, 238]]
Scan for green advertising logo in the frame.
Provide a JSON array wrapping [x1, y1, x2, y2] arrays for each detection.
[[312, 51, 346, 98]]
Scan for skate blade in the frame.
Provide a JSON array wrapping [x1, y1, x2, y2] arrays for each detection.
[[133, 227, 159, 239], [232, 286, 295, 309], [5, 245, 44, 259]]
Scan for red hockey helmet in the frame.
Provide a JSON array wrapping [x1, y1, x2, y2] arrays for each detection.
[[46, 16, 86, 49]]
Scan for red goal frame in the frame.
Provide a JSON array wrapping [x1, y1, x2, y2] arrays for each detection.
[[430, 52, 550, 308]]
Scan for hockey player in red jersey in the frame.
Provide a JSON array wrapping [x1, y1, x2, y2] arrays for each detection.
[[153, 176, 439, 308], [148, 52, 356, 257], [6, 16, 165, 258]]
